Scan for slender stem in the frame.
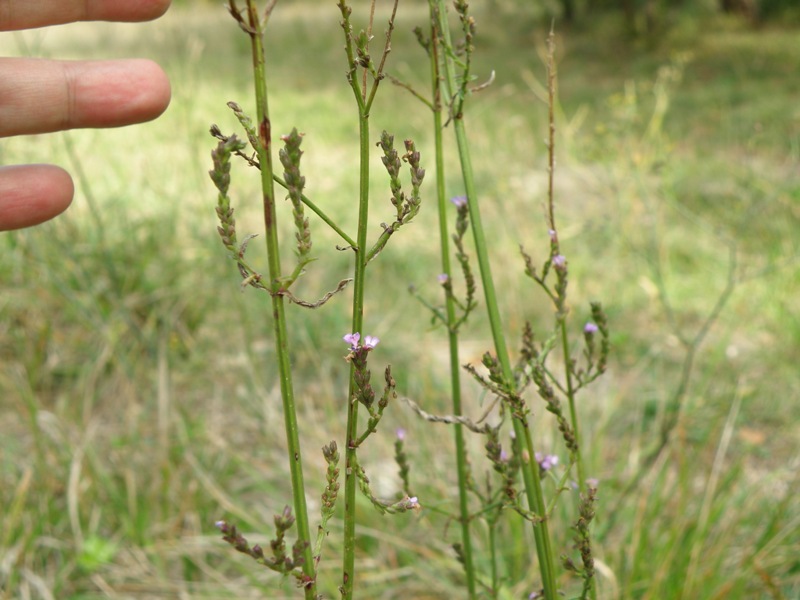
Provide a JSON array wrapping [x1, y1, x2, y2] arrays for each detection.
[[244, 3, 315, 596], [560, 320, 595, 600], [337, 2, 403, 592], [341, 76, 371, 600], [428, 7, 476, 597], [338, 0, 365, 114], [362, 0, 375, 102], [560, 321, 585, 488], [272, 174, 357, 248], [546, 27, 556, 233], [434, 2, 558, 598], [364, 0, 399, 115], [544, 25, 586, 497], [545, 27, 595, 598], [489, 518, 499, 594], [544, 28, 588, 502]]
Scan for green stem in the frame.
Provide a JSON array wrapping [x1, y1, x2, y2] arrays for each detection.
[[341, 87, 371, 600], [544, 22, 587, 504], [273, 174, 357, 248], [434, 3, 559, 598], [545, 24, 594, 597], [559, 318, 596, 598], [363, 0, 399, 115], [245, 4, 315, 596], [559, 319, 588, 497], [428, 7, 476, 597], [489, 517, 499, 594], [337, 5, 367, 597]]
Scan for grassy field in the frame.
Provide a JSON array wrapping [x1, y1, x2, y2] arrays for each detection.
[[1, 3, 798, 599]]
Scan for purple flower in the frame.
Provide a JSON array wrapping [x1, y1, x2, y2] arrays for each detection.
[[552, 254, 567, 269], [548, 228, 557, 243], [343, 332, 360, 350], [535, 452, 559, 472], [499, 449, 509, 462], [396, 428, 406, 441], [437, 273, 449, 285], [344, 332, 378, 351], [450, 195, 467, 209], [586, 478, 599, 489], [405, 496, 420, 509], [584, 322, 599, 334]]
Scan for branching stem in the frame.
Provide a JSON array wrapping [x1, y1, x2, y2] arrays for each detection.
[[434, 2, 558, 598], [336, 2, 384, 596], [426, 4, 477, 596], [238, 2, 316, 596]]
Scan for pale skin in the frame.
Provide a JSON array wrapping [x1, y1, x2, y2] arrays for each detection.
[[0, 0, 172, 231]]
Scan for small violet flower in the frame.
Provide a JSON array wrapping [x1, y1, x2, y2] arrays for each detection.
[[343, 332, 360, 350], [586, 478, 600, 489], [450, 195, 467, 209], [396, 428, 406, 441], [552, 254, 567, 269], [437, 273, 449, 285], [343, 332, 379, 351], [548, 228, 557, 243], [405, 496, 420, 509], [535, 452, 559, 472], [584, 322, 599, 334]]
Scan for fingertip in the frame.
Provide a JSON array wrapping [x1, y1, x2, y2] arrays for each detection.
[[147, 0, 173, 20], [150, 60, 172, 119], [0, 165, 74, 231], [124, 58, 172, 124], [66, 58, 172, 129], [0, 0, 172, 30], [0, 58, 172, 137], [111, 0, 173, 22], [112, 58, 172, 125]]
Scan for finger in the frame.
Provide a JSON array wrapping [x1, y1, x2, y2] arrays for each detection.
[[0, 164, 74, 231], [0, 0, 171, 31], [0, 58, 171, 137]]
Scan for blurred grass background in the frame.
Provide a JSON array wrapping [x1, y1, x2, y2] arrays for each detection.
[[1, 1, 798, 598]]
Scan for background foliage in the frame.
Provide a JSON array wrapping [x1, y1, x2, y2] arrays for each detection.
[[1, 2, 798, 598]]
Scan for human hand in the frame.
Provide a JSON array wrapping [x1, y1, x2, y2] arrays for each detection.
[[0, 1, 172, 231]]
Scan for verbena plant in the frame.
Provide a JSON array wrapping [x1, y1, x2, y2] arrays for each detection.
[[208, 1, 608, 598]]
